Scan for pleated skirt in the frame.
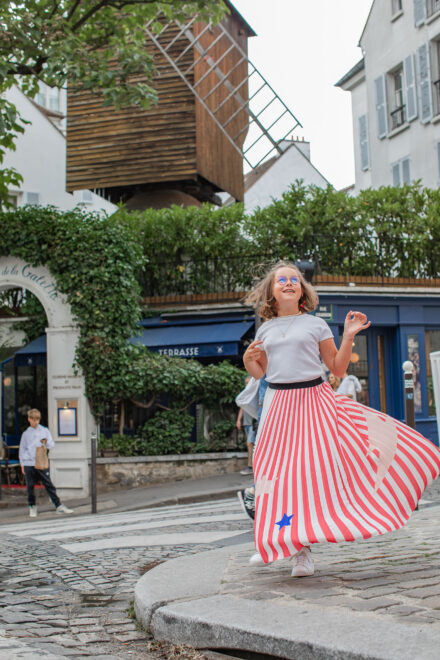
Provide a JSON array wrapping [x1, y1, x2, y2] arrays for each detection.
[[253, 382, 440, 564]]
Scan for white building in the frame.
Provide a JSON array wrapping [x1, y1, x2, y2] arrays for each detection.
[[224, 138, 329, 213], [2, 85, 116, 213], [336, 0, 440, 192]]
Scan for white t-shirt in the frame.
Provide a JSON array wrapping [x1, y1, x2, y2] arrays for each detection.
[[255, 313, 333, 383]]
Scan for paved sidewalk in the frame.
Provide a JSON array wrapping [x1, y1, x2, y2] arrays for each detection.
[[135, 479, 440, 660], [0, 472, 253, 524]]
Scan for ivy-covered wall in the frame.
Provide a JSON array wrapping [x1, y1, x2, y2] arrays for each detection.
[[0, 206, 244, 421]]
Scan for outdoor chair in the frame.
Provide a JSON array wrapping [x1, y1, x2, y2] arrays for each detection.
[[0, 442, 22, 486]]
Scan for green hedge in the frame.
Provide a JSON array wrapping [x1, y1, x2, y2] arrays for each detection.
[[114, 182, 440, 294]]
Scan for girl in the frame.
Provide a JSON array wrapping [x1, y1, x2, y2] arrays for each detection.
[[327, 372, 341, 392], [243, 262, 440, 577]]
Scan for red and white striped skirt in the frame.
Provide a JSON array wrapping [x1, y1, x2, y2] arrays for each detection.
[[253, 382, 440, 564]]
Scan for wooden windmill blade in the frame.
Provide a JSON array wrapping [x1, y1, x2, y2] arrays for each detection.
[[147, 16, 302, 170]]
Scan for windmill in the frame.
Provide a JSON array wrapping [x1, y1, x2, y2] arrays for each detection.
[[66, 2, 302, 208]]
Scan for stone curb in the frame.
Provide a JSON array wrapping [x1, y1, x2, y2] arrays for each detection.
[[134, 543, 440, 660]]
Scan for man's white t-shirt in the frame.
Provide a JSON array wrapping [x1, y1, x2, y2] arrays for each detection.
[[255, 313, 333, 383]]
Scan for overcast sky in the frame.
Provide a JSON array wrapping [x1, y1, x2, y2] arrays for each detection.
[[232, 0, 373, 190]]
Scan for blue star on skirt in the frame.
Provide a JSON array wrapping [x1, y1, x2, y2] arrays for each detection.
[[275, 513, 293, 529]]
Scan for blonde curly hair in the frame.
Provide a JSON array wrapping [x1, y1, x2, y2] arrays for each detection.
[[245, 261, 319, 321]]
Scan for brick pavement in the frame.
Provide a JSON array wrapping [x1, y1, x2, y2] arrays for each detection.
[[219, 479, 440, 626], [0, 478, 439, 659], [0, 500, 251, 659]]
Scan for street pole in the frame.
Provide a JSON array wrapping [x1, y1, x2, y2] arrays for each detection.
[[402, 360, 415, 430], [402, 360, 417, 510], [91, 428, 97, 514]]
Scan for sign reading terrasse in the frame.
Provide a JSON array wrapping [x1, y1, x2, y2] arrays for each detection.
[[0, 262, 58, 300], [155, 342, 238, 358]]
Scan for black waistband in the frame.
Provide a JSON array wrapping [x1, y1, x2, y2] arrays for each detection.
[[268, 377, 323, 390]]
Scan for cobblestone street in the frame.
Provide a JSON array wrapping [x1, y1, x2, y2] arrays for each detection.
[[0, 499, 251, 659], [1, 479, 440, 659]]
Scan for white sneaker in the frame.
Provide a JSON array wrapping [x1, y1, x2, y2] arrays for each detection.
[[56, 504, 74, 514], [249, 552, 267, 567], [291, 547, 314, 577], [240, 466, 253, 476], [29, 506, 37, 518]]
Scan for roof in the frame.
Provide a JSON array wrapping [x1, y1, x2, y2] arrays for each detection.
[[335, 58, 365, 88], [225, 1, 257, 37], [243, 154, 279, 192]]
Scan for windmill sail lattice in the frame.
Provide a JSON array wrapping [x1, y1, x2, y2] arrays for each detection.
[[145, 18, 302, 171]]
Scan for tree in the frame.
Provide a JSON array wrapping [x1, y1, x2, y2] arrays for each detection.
[[0, 0, 226, 204]]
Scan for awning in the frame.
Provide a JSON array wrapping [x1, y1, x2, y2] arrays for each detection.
[[7, 318, 254, 365], [131, 321, 254, 358], [14, 335, 47, 367]]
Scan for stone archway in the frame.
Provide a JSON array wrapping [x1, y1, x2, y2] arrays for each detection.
[[0, 256, 94, 498]]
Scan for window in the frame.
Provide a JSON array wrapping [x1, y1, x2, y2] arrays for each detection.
[[79, 190, 93, 204], [35, 82, 62, 113], [392, 0, 403, 14], [427, 0, 440, 18], [425, 330, 440, 415], [391, 157, 411, 185], [389, 66, 406, 129], [432, 40, 440, 115], [22, 192, 41, 206]]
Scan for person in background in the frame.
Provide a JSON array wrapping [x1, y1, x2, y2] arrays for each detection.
[[337, 370, 362, 401], [327, 372, 341, 391], [237, 377, 256, 475], [237, 376, 268, 520], [19, 408, 74, 518]]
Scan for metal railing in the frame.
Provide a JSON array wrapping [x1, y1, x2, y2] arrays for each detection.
[[390, 105, 406, 130], [140, 243, 440, 306]]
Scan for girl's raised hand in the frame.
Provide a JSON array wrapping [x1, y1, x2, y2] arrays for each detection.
[[244, 339, 265, 363], [344, 311, 371, 337]]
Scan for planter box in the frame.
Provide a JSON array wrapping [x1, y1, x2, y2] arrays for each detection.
[[90, 452, 248, 492]]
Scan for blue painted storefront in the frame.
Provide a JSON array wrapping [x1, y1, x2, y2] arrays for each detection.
[[2, 292, 440, 446], [316, 291, 440, 446]]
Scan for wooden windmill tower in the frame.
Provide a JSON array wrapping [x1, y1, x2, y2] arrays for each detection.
[[66, 1, 302, 208]]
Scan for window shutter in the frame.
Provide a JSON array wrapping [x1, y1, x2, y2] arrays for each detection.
[[374, 75, 388, 138], [414, 0, 427, 26], [358, 114, 370, 171], [392, 162, 401, 186], [437, 141, 440, 179], [404, 54, 418, 121], [401, 158, 411, 183], [417, 42, 433, 123]]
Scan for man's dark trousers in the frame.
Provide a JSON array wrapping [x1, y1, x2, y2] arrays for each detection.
[[23, 466, 61, 508]]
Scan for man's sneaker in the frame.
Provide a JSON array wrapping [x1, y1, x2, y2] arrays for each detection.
[[56, 504, 74, 514], [240, 466, 253, 476], [237, 488, 255, 520], [291, 547, 314, 578], [29, 506, 37, 518]]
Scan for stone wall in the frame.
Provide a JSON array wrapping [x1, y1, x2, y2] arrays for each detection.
[[92, 452, 248, 492]]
